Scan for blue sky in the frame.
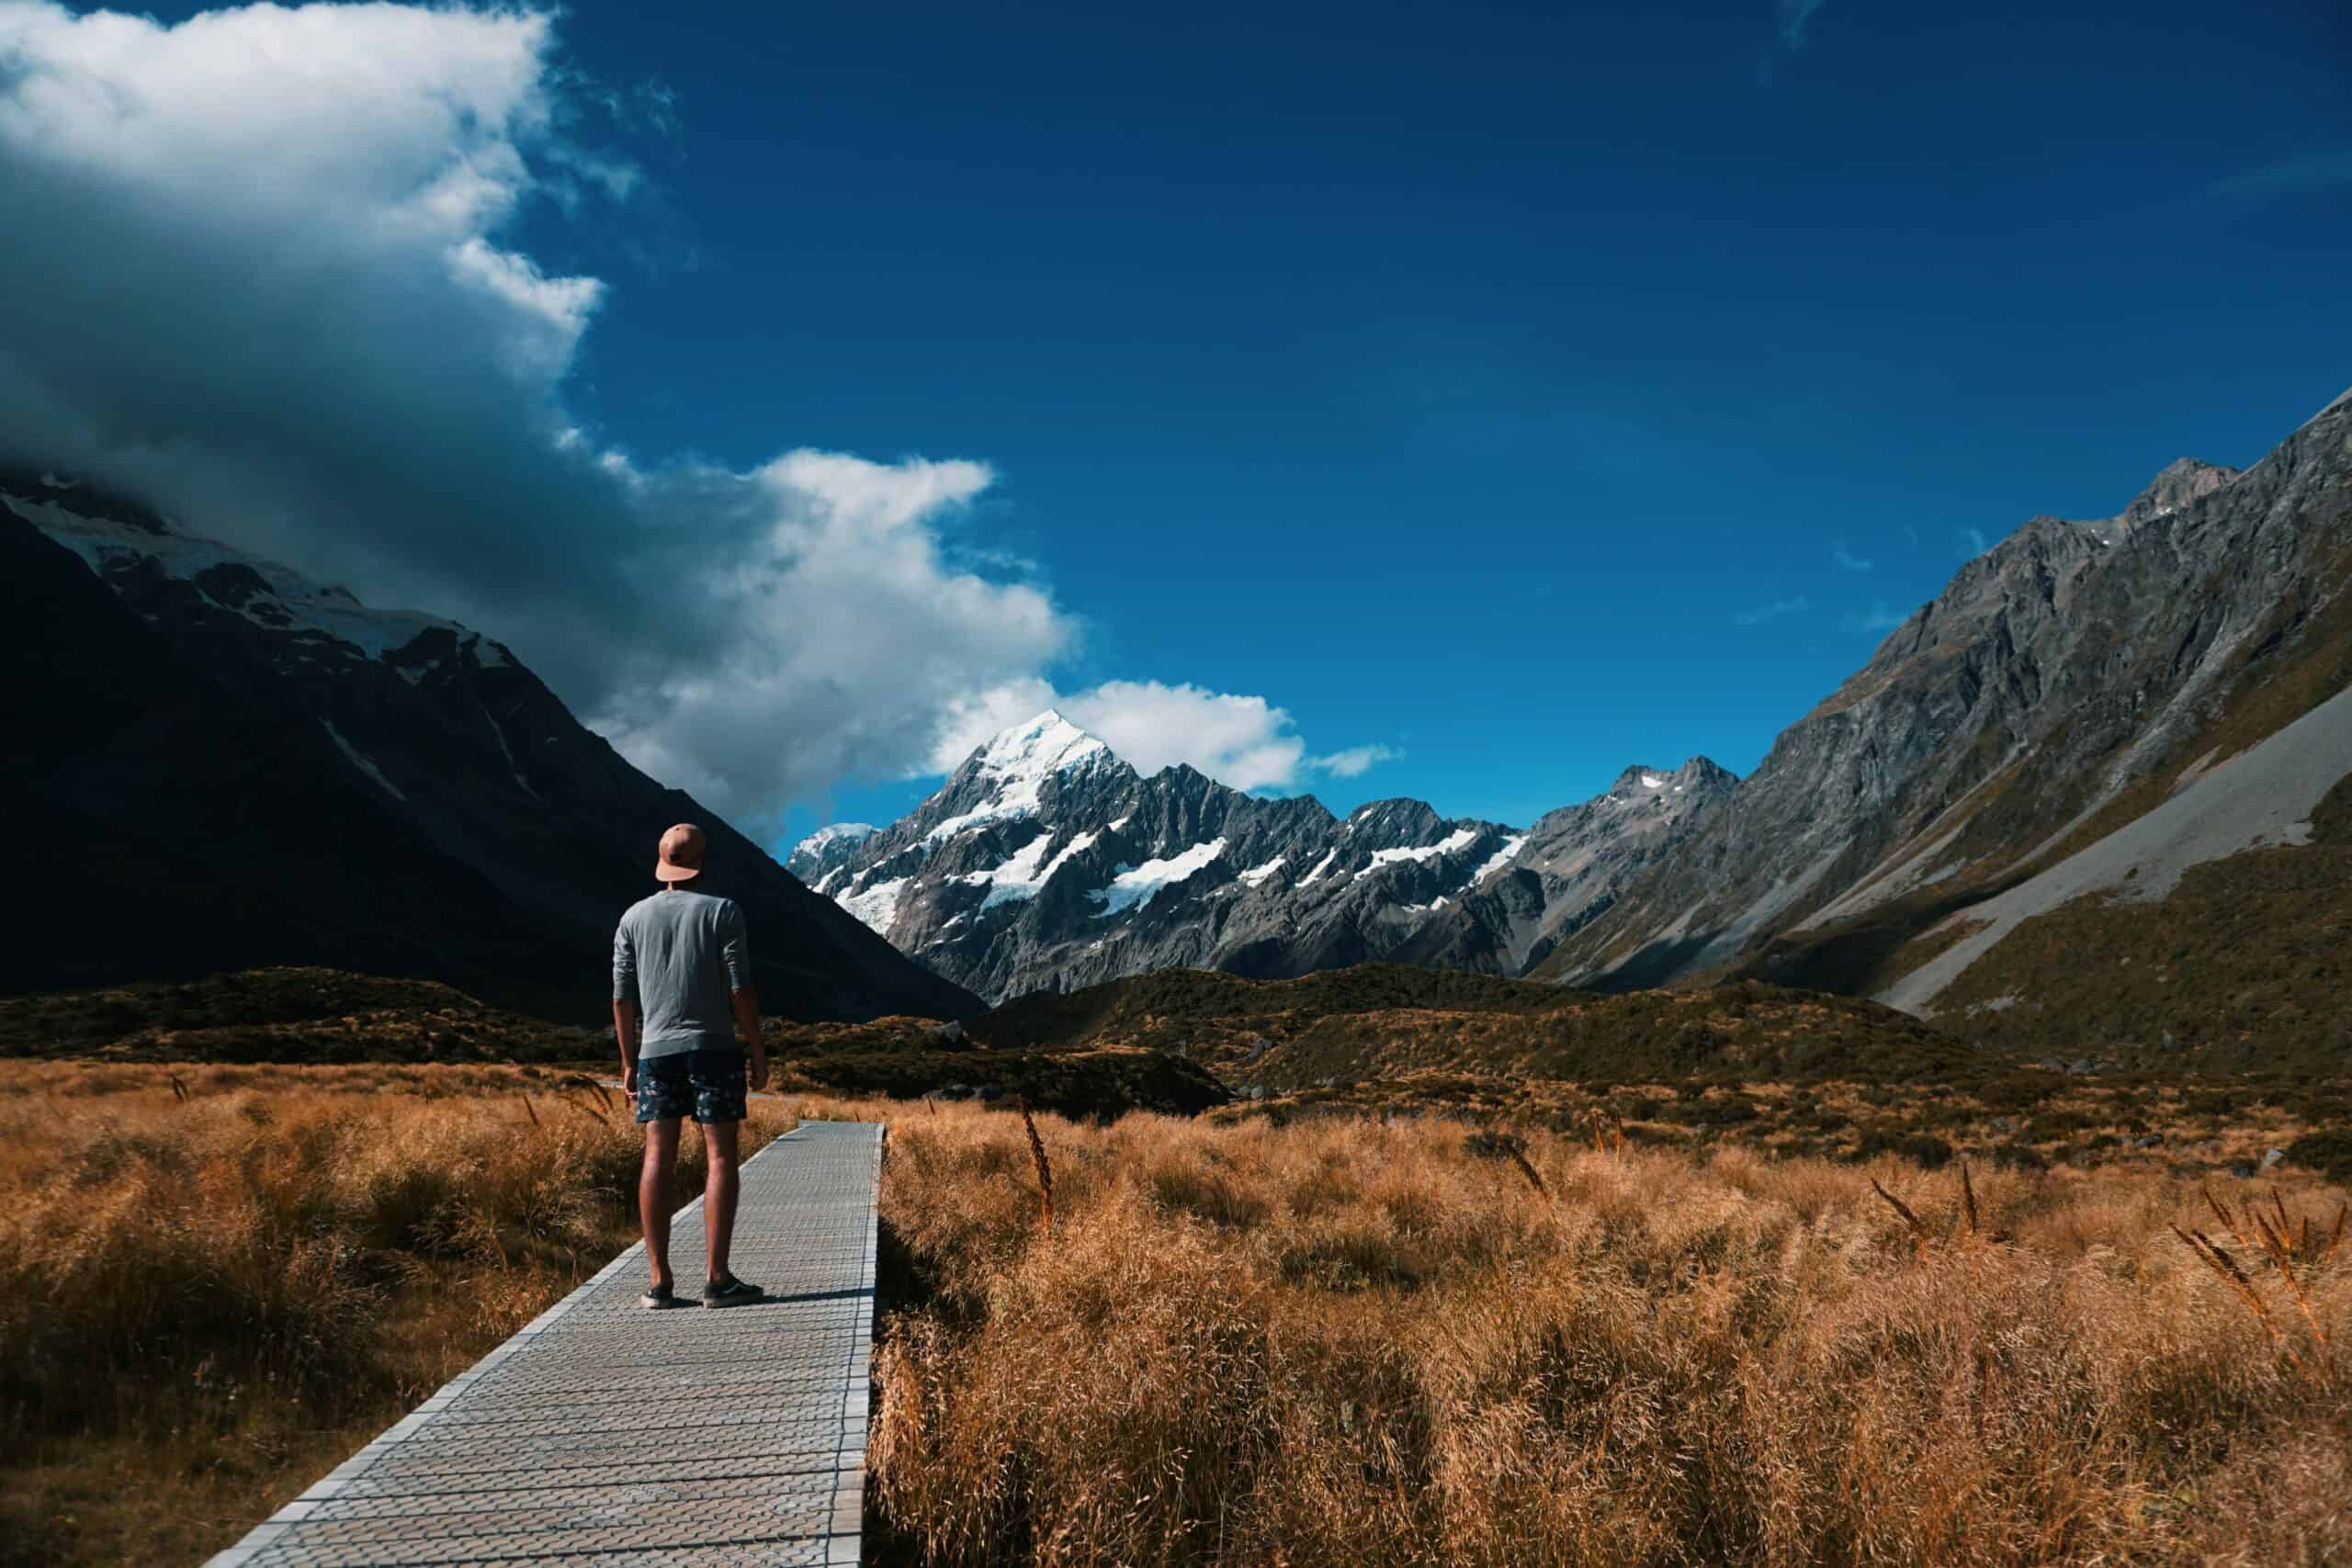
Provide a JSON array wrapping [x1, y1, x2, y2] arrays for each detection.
[[7, 0, 2350, 845], [546, 0, 2352, 833]]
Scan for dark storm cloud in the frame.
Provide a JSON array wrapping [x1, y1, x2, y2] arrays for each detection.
[[0, 2, 1074, 827]]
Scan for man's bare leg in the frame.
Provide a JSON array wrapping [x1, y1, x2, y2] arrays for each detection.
[[702, 1118, 741, 1283], [640, 1117, 683, 1290]]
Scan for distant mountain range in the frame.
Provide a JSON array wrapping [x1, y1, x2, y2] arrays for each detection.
[[0, 468, 976, 1023], [788, 711, 1731, 1003], [803, 384, 2352, 1055], [11, 378, 2348, 1058]]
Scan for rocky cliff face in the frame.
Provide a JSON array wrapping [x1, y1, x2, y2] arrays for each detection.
[[0, 468, 978, 1023], [1390, 759, 1736, 975], [1533, 383, 2352, 1002], [790, 712, 1731, 1003]]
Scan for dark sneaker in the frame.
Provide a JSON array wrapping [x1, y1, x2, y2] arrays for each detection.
[[702, 1275, 764, 1309], [639, 1282, 681, 1309]]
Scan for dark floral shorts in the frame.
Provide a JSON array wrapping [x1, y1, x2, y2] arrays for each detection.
[[634, 1049, 748, 1125]]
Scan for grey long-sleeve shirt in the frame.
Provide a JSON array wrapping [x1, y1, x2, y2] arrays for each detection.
[[613, 889, 751, 1058]]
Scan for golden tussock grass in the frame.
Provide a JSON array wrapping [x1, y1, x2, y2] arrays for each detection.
[[0, 1063, 797, 1566], [6, 1063, 2346, 1565], [873, 1105, 2351, 1567]]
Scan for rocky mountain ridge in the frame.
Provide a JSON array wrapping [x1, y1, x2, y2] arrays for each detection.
[[1532, 383, 2352, 1021], [1, 468, 977, 1023], [790, 711, 1732, 1002]]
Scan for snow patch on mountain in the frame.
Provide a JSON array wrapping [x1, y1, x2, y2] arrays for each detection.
[[1467, 834, 1526, 886], [320, 719, 405, 800], [966, 829, 1101, 910], [1238, 854, 1287, 888], [839, 875, 910, 935], [11, 493, 460, 661], [1355, 827, 1478, 879], [1092, 838, 1227, 918]]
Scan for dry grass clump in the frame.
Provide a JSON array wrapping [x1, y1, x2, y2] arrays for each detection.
[[0, 1064, 796, 1565], [873, 1106, 2351, 1566]]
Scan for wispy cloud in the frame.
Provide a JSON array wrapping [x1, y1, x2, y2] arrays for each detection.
[[1310, 744, 1405, 779], [1776, 0, 1829, 51], [1832, 546, 1872, 572], [1959, 526, 1990, 557], [2210, 151, 2352, 201], [1848, 601, 1909, 633], [1735, 595, 1810, 626]]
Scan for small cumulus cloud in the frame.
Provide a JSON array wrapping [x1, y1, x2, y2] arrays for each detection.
[[1833, 546, 1872, 572], [1734, 595, 1811, 626]]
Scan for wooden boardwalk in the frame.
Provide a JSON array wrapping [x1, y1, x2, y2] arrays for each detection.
[[208, 1120, 885, 1567]]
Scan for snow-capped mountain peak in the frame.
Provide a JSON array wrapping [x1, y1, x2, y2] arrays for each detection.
[[796, 716, 1734, 1002], [920, 709, 1126, 846], [972, 708, 1108, 777], [793, 822, 876, 855]]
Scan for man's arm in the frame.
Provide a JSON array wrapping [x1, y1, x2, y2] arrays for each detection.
[[613, 998, 642, 1092], [719, 899, 766, 1090], [613, 919, 641, 1092], [731, 987, 767, 1091]]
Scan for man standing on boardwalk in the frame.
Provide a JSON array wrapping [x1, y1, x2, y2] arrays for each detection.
[[613, 823, 771, 1308]]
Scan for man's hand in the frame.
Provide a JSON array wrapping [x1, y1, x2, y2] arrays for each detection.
[[731, 987, 767, 1092], [613, 999, 641, 1099]]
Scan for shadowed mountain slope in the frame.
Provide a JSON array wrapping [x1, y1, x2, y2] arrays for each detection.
[[2, 470, 977, 1024]]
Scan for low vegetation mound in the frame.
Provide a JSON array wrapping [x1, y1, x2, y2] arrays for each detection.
[[0, 966, 582, 1063], [1, 969, 1222, 1119], [977, 964, 1972, 1083], [1932, 772, 2352, 1074], [770, 1016, 1227, 1118], [976, 963, 1570, 1046]]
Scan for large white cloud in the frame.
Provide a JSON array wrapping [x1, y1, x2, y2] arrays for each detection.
[[594, 452, 1074, 810], [1064, 682, 1307, 792], [0, 1, 1390, 827], [922, 678, 1396, 795], [0, 0, 639, 688]]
